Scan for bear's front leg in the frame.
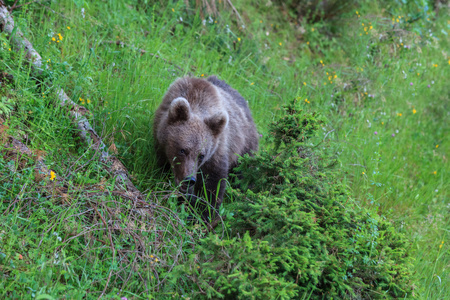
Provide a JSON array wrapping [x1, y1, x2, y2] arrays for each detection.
[[195, 160, 228, 221]]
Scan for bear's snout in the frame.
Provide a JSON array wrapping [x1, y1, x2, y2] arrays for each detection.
[[180, 176, 196, 194]]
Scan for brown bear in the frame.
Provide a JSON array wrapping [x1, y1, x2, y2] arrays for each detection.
[[153, 76, 258, 220]]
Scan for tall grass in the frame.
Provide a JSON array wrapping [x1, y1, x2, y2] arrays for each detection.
[[0, 0, 448, 298]]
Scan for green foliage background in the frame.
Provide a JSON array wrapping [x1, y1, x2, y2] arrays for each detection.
[[0, 0, 448, 299]]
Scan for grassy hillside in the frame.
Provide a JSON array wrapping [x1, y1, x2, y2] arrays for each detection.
[[1, 0, 448, 298]]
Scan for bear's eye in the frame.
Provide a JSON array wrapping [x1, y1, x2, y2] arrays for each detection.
[[180, 149, 186, 155], [199, 154, 205, 161]]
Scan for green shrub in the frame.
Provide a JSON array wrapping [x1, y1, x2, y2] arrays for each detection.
[[176, 100, 414, 299]]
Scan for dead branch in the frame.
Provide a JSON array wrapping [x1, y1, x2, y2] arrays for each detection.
[[0, 4, 150, 213]]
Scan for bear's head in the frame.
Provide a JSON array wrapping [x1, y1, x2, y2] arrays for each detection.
[[159, 97, 228, 194]]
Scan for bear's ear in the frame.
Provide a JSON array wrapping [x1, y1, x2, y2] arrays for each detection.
[[168, 97, 190, 124], [205, 113, 228, 136]]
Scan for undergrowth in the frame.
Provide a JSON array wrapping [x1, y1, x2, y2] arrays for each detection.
[[0, 0, 448, 299]]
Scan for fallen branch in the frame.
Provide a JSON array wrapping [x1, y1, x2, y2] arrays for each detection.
[[0, 3, 150, 212]]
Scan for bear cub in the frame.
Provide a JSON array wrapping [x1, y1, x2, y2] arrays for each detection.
[[153, 76, 258, 220]]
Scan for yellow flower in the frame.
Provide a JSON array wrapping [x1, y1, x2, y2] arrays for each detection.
[[260, 20, 262, 23], [237, 37, 241, 42], [87, 99, 91, 104], [50, 171, 56, 181], [311, 28, 315, 32], [150, 255, 154, 258], [397, 113, 402, 117], [52, 37, 56, 41], [396, 19, 399, 22], [306, 41, 309, 45], [250, 82, 254, 85], [417, 73, 420, 76], [413, 109, 417, 114], [436, 145, 439, 148], [433, 171, 437, 175], [155, 258, 159, 262], [303, 82, 306, 86], [67, 26, 71, 30], [8, 48, 11, 51], [381, 122, 384, 125], [172, 8, 174, 12], [334, 74, 337, 78], [370, 26, 373, 29], [201, 74, 204, 77], [362, 172, 365, 175], [279, 42, 282, 46]]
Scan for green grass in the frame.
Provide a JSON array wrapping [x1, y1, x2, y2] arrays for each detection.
[[1, 0, 449, 298]]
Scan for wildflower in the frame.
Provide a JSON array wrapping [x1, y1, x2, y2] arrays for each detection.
[[52, 37, 56, 41], [427, 84, 430, 88], [8, 48, 11, 51], [155, 258, 159, 262], [237, 37, 241, 42], [150, 255, 154, 258], [87, 99, 91, 104], [410, 82, 413, 86], [58, 33, 63, 40], [433, 64, 438, 67], [303, 82, 306, 86], [436, 145, 439, 148], [311, 28, 315, 32], [413, 109, 417, 114], [374, 131, 378, 135], [279, 42, 282, 46], [201, 74, 204, 77], [397, 113, 402, 117], [67, 26, 71, 30], [306, 41, 310, 45], [381, 122, 384, 125], [250, 82, 254, 85], [392, 133, 395, 137], [433, 171, 437, 175], [362, 172, 365, 175], [50, 171, 56, 181], [172, 8, 174, 12]]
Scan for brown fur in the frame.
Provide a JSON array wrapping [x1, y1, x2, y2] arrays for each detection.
[[153, 76, 259, 219]]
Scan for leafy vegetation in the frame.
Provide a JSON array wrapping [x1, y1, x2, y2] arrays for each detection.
[[176, 104, 413, 299], [0, 0, 448, 299]]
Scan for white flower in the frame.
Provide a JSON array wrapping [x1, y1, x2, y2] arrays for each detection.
[[81, 8, 85, 19]]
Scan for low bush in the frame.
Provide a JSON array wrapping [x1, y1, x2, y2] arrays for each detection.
[[176, 99, 414, 299]]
